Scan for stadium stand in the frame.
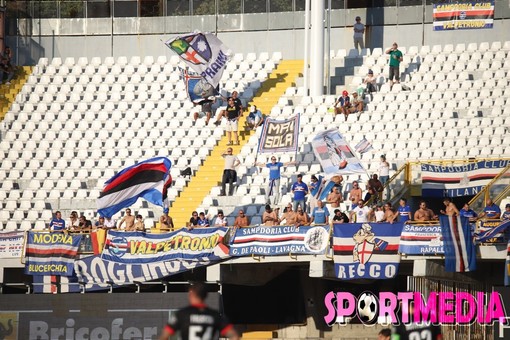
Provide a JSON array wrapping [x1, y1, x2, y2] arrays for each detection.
[[0, 42, 509, 230]]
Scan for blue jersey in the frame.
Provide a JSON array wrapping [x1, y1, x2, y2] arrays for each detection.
[[398, 205, 411, 223], [49, 218, 66, 231], [502, 211, 510, 221], [460, 208, 477, 219], [197, 218, 209, 227], [312, 206, 329, 224], [291, 182, 308, 200], [266, 162, 284, 180], [483, 204, 501, 218]]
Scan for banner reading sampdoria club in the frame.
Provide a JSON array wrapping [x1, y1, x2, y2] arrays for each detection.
[[0, 231, 24, 258], [421, 160, 510, 197], [333, 222, 403, 280], [229, 225, 330, 256], [101, 228, 230, 264], [25, 232, 82, 276], [433, 1, 494, 31], [257, 114, 300, 153]]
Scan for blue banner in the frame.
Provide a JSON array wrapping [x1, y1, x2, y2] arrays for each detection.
[[32, 253, 223, 293], [398, 224, 444, 255], [333, 223, 403, 280], [421, 160, 509, 197], [229, 225, 330, 256], [25, 232, 82, 276], [102, 228, 230, 264]]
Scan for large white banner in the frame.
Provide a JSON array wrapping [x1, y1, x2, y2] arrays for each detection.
[[0, 231, 24, 258]]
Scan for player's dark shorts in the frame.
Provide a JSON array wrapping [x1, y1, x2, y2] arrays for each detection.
[[389, 65, 400, 81]]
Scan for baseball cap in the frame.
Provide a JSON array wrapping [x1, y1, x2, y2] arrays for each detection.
[[368, 69, 373, 74], [506, 204, 510, 208], [342, 90, 348, 96]]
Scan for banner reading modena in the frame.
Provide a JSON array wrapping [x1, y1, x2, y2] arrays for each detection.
[[0, 231, 24, 258], [421, 160, 510, 197], [433, 1, 494, 31], [257, 114, 300, 153], [101, 228, 230, 264], [25, 232, 82, 276], [229, 225, 330, 256]]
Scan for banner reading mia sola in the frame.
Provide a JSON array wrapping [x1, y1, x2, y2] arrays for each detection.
[[101, 228, 230, 264], [421, 160, 510, 197], [333, 223, 403, 280], [433, 1, 494, 31], [257, 115, 299, 153], [25, 232, 82, 276], [0, 231, 24, 258], [229, 225, 330, 256]]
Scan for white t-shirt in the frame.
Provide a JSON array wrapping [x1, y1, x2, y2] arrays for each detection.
[[379, 161, 390, 177], [353, 23, 365, 38], [375, 210, 385, 222], [353, 206, 371, 223], [223, 155, 239, 170]]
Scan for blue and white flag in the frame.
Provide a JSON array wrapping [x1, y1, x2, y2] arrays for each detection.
[[312, 129, 366, 175], [439, 215, 476, 272], [165, 32, 230, 88], [398, 224, 444, 255], [310, 176, 337, 201], [475, 219, 510, 244], [25, 232, 82, 276], [97, 157, 172, 218], [181, 68, 218, 104], [333, 223, 403, 280], [101, 228, 230, 264], [354, 137, 373, 154], [505, 240, 510, 286], [229, 225, 330, 256]]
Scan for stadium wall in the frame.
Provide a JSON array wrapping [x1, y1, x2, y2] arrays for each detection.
[[7, 5, 510, 64]]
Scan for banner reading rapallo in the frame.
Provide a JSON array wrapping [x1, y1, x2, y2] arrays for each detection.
[[433, 1, 494, 31], [101, 228, 230, 264], [229, 225, 330, 256], [421, 160, 510, 197], [257, 114, 300, 153], [398, 224, 444, 255]]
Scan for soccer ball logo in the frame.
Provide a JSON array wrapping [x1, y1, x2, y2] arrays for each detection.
[[356, 291, 378, 324]]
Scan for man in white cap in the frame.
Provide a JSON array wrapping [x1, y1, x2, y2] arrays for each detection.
[[246, 105, 264, 130], [353, 16, 365, 50]]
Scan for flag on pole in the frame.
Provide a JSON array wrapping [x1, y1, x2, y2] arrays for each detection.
[[354, 137, 373, 154], [502, 239, 510, 286], [257, 114, 300, 153], [474, 219, 510, 244], [181, 68, 218, 105], [165, 32, 230, 88], [97, 157, 172, 218], [312, 129, 366, 175], [439, 215, 476, 272]]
